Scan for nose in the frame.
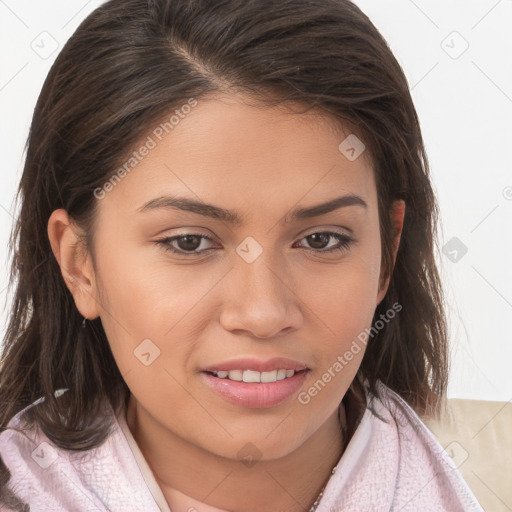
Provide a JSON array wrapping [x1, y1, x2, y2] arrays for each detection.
[[219, 255, 303, 339]]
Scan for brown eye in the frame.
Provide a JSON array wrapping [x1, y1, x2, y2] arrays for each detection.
[[174, 234, 203, 251], [294, 231, 353, 253], [156, 233, 215, 255], [305, 233, 330, 249], [155, 230, 353, 258]]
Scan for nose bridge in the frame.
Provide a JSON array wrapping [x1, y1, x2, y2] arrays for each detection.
[[220, 240, 301, 337], [235, 234, 285, 293], [240, 255, 284, 302], [236, 244, 289, 311]]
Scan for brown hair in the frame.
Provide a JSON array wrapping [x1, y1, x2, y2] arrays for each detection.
[[0, 0, 447, 508]]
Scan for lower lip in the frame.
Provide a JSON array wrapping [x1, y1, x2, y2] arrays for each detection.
[[202, 370, 309, 408]]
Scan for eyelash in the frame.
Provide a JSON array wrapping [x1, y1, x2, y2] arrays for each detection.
[[155, 231, 354, 257]]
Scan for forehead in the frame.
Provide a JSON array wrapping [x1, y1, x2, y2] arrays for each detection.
[[99, 93, 376, 219]]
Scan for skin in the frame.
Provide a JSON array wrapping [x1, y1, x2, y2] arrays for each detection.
[[48, 92, 405, 512]]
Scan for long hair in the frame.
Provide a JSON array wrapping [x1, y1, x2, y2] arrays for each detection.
[[0, 0, 447, 508]]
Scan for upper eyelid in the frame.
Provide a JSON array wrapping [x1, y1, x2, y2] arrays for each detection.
[[159, 229, 353, 246], [156, 230, 355, 259], [162, 225, 353, 239]]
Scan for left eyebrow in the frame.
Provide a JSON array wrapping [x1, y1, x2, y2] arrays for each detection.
[[288, 194, 367, 222], [136, 194, 367, 225]]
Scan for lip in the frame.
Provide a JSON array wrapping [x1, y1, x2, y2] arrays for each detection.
[[202, 369, 309, 408], [202, 357, 308, 373]]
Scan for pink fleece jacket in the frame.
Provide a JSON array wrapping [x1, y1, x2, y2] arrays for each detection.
[[0, 381, 484, 511]]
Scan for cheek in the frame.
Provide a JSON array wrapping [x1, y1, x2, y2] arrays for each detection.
[[93, 240, 218, 379], [299, 241, 381, 374], [308, 281, 376, 374], [306, 252, 381, 326], [298, 276, 375, 413], [94, 235, 191, 331]]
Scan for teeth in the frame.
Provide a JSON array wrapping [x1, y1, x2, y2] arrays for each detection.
[[228, 370, 243, 381], [276, 369, 287, 380], [260, 370, 277, 383], [243, 370, 261, 383], [213, 369, 298, 382]]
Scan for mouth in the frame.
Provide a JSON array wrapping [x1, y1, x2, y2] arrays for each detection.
[[201, 357, 310, 408], [205, 368, 306, 383]]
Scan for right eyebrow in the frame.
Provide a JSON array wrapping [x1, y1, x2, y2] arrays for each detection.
[[136, 193, 367, 225]]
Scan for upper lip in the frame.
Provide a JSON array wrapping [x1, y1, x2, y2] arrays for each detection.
[[203, 357, 309, 373]]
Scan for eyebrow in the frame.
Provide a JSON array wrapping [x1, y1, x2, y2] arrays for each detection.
[[137, 194, 367, 225]]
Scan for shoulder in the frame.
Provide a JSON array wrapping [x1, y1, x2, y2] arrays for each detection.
[[368, 381, 484, 511], [320, 380, 484, 511], [0, 391, 159, 511]]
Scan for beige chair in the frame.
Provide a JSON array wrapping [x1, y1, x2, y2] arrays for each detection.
[[424, 398, 512, 512]]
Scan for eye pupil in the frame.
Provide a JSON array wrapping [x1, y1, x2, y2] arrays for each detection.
[[161, 231, 350, 257], [178, 235, 201, 251], [307, 233, 330, 249]]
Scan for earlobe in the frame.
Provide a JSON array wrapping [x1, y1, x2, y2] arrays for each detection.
[[47, 209, 100, 320]]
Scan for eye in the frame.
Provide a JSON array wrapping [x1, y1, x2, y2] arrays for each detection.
[[155, 230, 353, 257], [156, 233, 216, 256], [293, 231, 353, 254]]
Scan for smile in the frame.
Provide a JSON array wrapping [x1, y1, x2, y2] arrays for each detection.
[[209, 369, 298, 383]]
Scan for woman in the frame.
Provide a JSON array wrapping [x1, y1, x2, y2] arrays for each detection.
[[0, 0, 483, 510]]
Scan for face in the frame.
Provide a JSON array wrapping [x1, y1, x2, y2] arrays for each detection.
[[50, 93, 402, 462]]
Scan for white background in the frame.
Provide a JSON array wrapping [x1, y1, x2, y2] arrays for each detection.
[[1, 0, 511, 401]]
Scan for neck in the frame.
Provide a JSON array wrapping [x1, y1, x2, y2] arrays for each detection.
[[126, 399, 347, 512]]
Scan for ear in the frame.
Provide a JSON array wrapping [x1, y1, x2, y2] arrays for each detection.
[[47, 209, 100, 320], [376, 199, 406, 304]]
